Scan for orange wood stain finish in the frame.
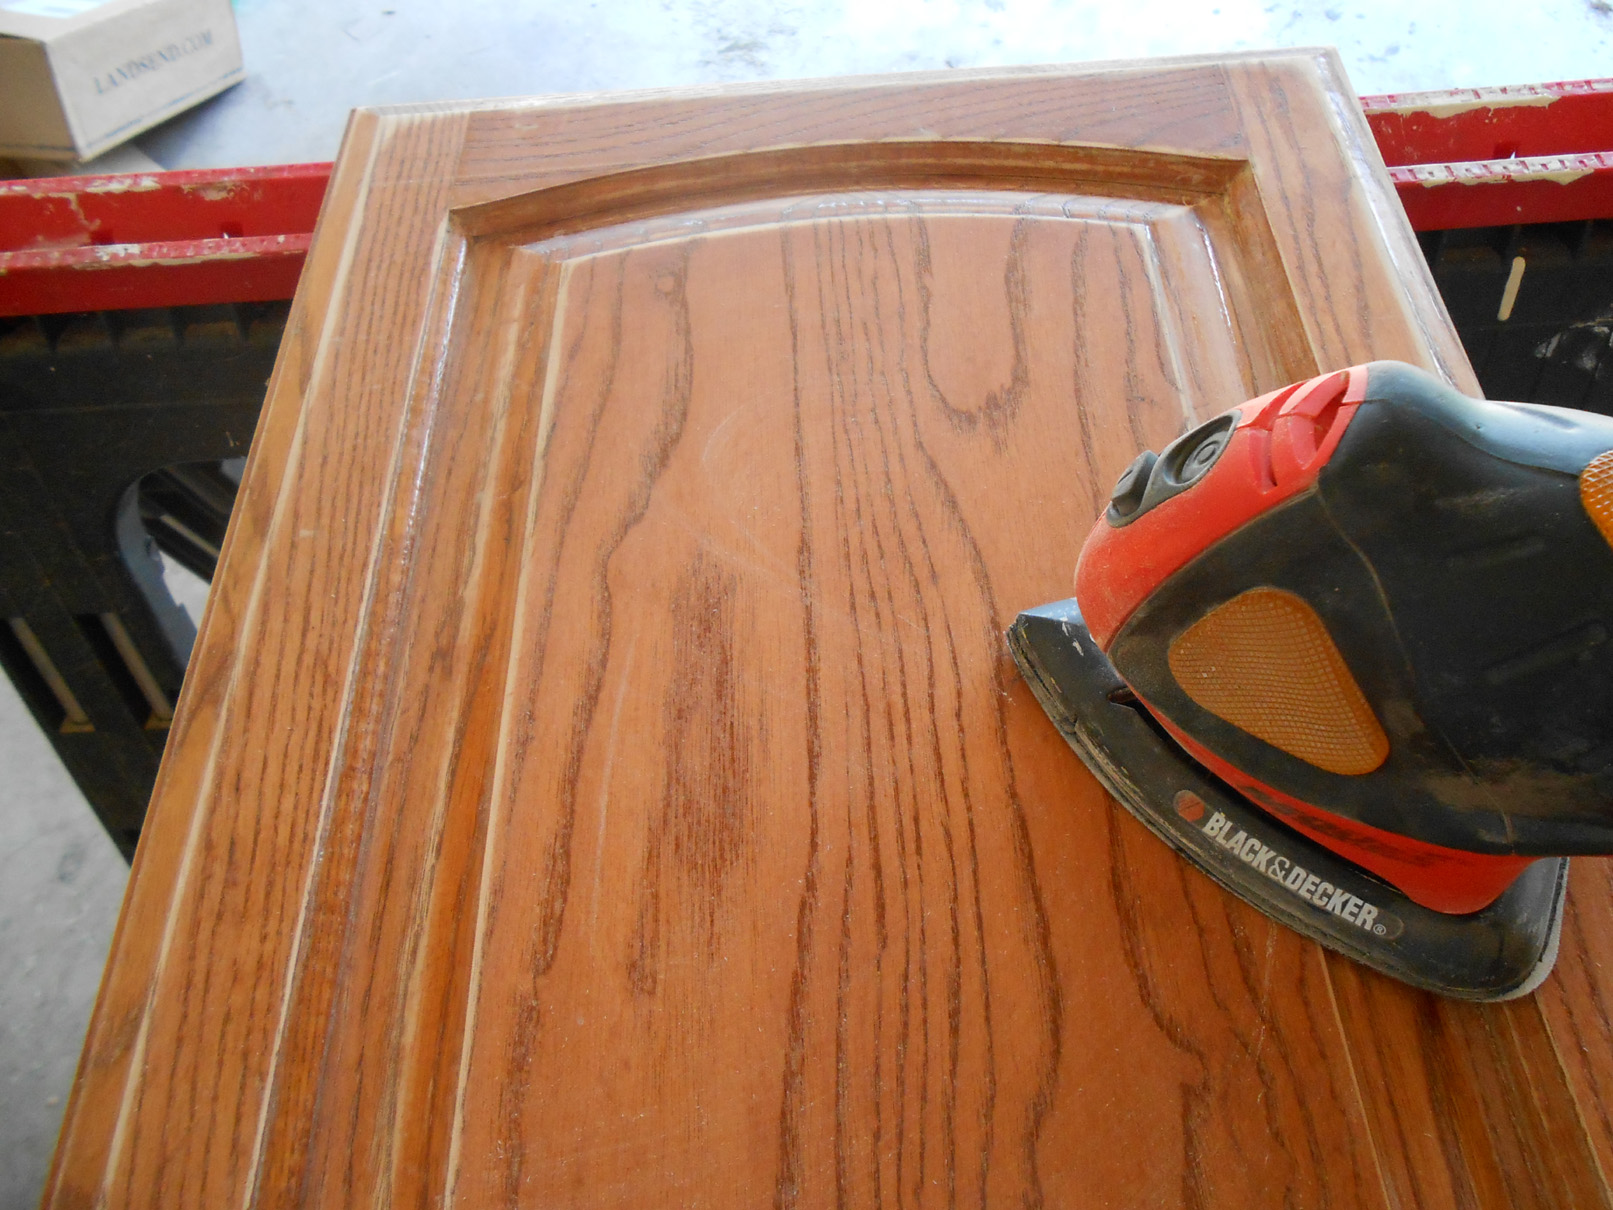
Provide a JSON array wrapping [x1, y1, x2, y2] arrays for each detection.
[[45, 53, 1613, 1209]]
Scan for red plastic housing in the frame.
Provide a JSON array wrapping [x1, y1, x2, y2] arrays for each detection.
[[1076, 367, 1367, 648], [1148, 697, 1535, 914]]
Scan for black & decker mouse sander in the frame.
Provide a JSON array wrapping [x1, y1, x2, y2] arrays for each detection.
[[1009, 360, 1613, 999]]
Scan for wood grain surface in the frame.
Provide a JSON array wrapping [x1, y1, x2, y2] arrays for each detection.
[[45, 52, 1613, 1209]]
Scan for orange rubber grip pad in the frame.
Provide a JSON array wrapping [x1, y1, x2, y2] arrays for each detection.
[[1168, 587, 1390, 777]]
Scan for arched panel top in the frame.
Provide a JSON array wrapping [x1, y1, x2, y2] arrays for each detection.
[[450, 139, 1250, 242]]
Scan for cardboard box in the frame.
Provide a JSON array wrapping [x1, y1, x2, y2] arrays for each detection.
[[0, 0, 242, 163]]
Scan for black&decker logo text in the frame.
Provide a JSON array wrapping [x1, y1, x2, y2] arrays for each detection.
[[1200, 810, 1386, 934]]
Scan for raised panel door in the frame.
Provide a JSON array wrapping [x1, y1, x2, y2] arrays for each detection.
[[46, 53, 1612, 1210]]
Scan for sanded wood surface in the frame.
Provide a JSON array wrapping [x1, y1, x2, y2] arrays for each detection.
[[46, 52, 1613, 1209]]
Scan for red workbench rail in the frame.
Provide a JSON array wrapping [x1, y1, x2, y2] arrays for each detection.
[[1364, 79, 1613, 164], [3, 80, 1612, 317], [1362, 79, 1613, 230], [0, 163, 326, 316]]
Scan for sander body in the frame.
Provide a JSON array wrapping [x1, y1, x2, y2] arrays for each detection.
[[1009, 361, 1613, 998]]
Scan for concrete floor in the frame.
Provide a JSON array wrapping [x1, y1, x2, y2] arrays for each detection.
[[0, 682, 126, 1209], [4, 1, 1613, 1205]]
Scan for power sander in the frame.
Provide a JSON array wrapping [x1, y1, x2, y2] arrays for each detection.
[[1009, 360, 1613, 999]]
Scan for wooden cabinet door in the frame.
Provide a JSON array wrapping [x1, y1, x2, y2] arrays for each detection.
[[46, 53, 1613, 1210]]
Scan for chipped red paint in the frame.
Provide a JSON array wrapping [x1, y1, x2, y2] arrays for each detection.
[[1363, 80, 1613, 165], [0, 234, 312, 315], [1387, 151, 1613, 231], [0, 163, 328, 249], [0, 163, 328, 316], [2, 80, 1612, 316], [1362, 81, 1613, 231]]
